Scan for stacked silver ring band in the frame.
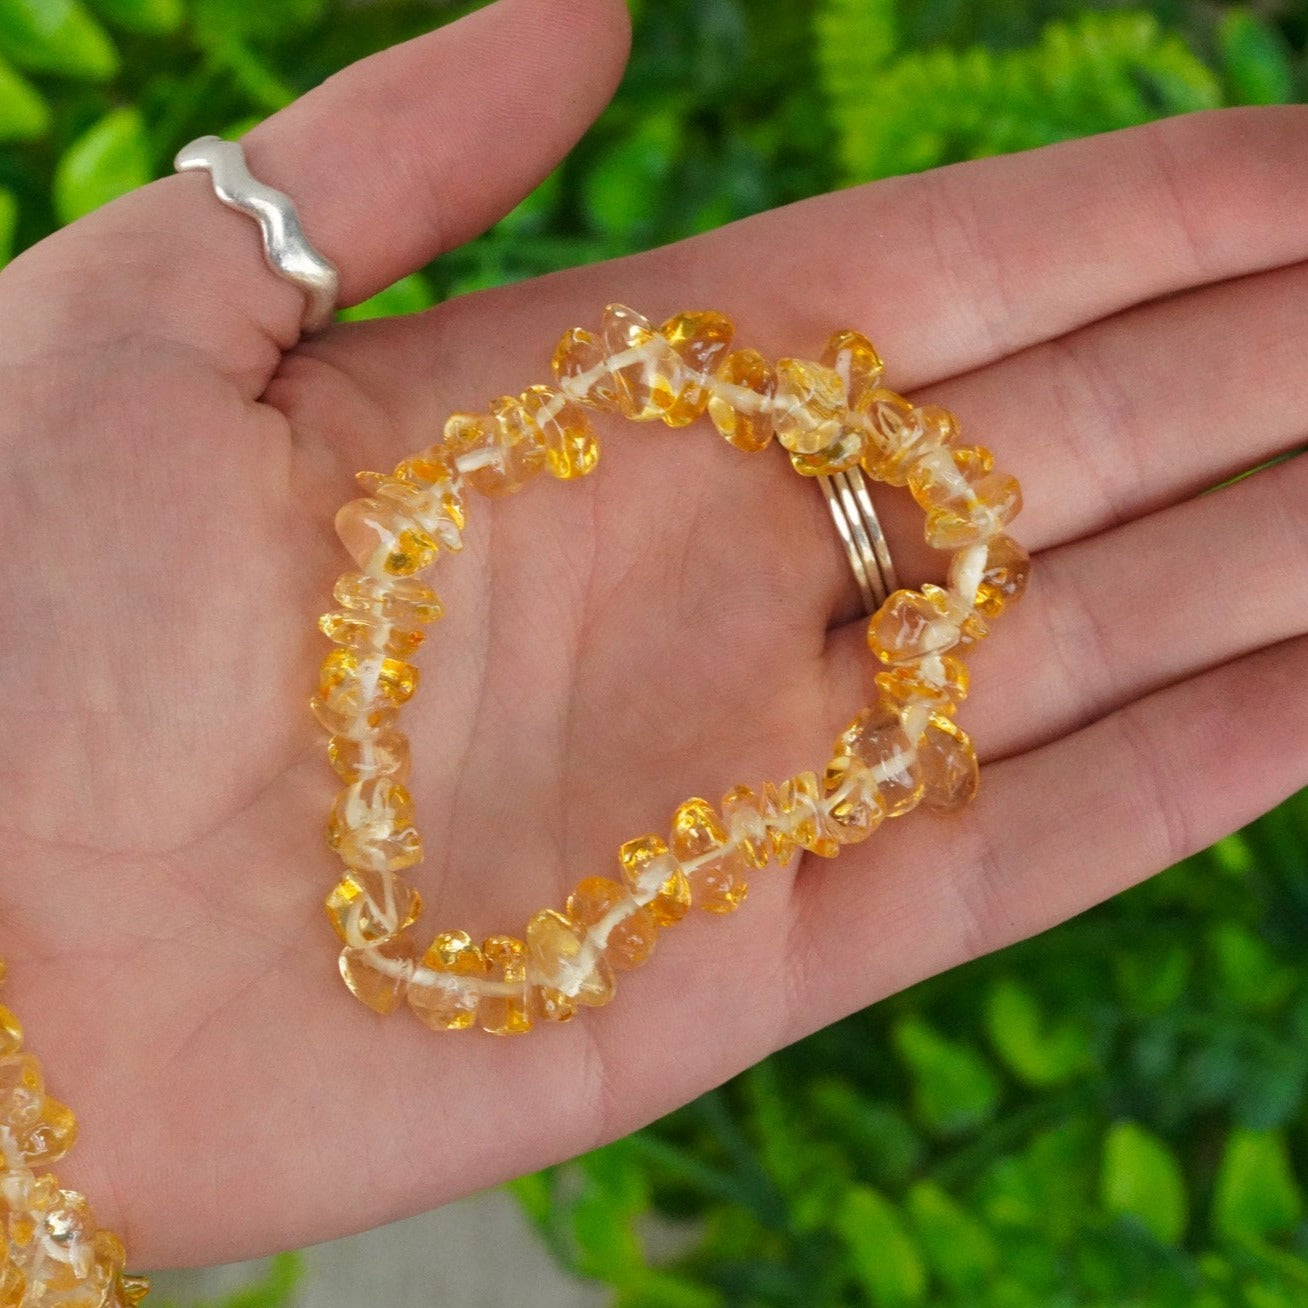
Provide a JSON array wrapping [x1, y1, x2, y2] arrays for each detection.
[[819, 468, 899, 614], [175, 136, 900, 609]]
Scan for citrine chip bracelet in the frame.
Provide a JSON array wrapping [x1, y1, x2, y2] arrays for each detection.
[[314, 304, 1030, 1034]]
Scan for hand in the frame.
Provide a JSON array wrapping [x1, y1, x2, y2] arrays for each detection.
[[1, 0, 1303, 1271]]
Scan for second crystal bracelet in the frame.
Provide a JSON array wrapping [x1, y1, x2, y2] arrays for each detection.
[[312, 305, 1030, 1034]]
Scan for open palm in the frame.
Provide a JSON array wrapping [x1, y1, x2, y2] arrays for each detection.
[[1, 0, 1304, 1273]]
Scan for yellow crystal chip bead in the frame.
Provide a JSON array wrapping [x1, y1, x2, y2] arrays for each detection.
[[566, 877, 658, 971], [821, 759, 887, 845], [334, 496, 440, 577], [326, 777, 423, 872], [832, 703, 924, 818], [526, 909, 616, 1012], [774, 771, 841, 858], [658, 310, 735, 427], [707, 348, 776, 452], [354, 473, 465, 553], [772, 357, 846, 455], [918, 714, 980, 812], [333, 572, 444, 625], [617, 835, 692, 926], [601, 303, 688, 422], [479, 936, 532, 1036], [950, 533, 1031, 618], [519, 384, 600, 479], [720, 785, 771, 869], [0, 1053, 44, 1130], [318, 609, 425, 659], [319, 646, 419, 712], [0, 1003, 21, 1057], [339, 936, 417, 1015], [788, 424, 866, 477], [867, 589, 963, 666], [874, 654, 970, 717], [822, 328, 884, 408], [408, 932, 487, 1031], [908, 446, 1022, 549], [324, 868, 422, 949], [0, 1263, 22, 1308], [453, 397, 547, 498], [858, 392, 957, 487], [552, 326, 623, 412], [670, 798, 749, 912], [326, 728, 411, 784]]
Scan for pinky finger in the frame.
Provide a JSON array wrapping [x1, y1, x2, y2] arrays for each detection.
[[783, 632, 1308, 1043]]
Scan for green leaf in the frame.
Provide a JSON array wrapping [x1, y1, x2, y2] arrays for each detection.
[[0, 0, 117, 79], [1113, 938, 1191, 1014], [1208, 922, 1296, 1012], [87, 0, 182, 35], [1099, 1121, 1188, 1245], [984, 977, 1093, 1087], [339, 273, 437, 323], [1213, 1129, 1304, 1242], [836, 1186, 926, 1306], [0, 50, 45, 140], [53, 107, 150, 224], [582, 108, 681, 244], [193, 0, 325, 47], [892, 1015, 1001, 1136], [615, 1270, 725, 1308], [568, 1142, 650, 1284], [1219, 11, 1294, 106], [906, 1181, 997, 1294], [0, 186, 15, 265]]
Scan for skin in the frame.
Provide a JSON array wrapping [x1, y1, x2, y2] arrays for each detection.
[[0, 0, 1304, 1272]]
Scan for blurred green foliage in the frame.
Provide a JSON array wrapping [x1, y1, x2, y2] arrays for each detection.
[[2, 0, 1306, 1304]]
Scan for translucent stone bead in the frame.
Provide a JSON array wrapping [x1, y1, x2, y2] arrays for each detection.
[[867, 589, 962, 666], [859, 392, 956, 486], [391, 445, 460, 487], [526, 909, 616, 1008], [875, 654, 970, 716], [456, 396, 547, 497], [921, 582, 989, 645], [308, 693, 399, 741], [950, 533, 1031, 617], [601, 304, 688, 422], [707, 348, 776, 452], [772, 358, 846, 455], [774, 771, 841, 858], [327, 729, 411, 783], [519, 384, 600, 479], [333, 572, 444, 626], [354, 473, 465, 553], [756, 781, 798, 864], [918, 714, 979, 812], [566, 877, 658, 971], [833, 703, 924, 817], [788, 424, 866, 477], [339, 936, 417, 1015], [552, 326, 623, 411], [0, 1004, 21, 1057], [318, 609, 424, 659], [318, 649, 418, 731], [617, 835, 692, 926], [324, 868, 422, 949], [821, 757, 887, 844], [334, 496, 439, 577], [720, 785, 771, 869], [16, 1095, 78, 1167], [0, 1263, 22, 1308], [670, 798, 749, 912], [658, 310, 735, 426], [908, 446, 1022, 549], [408, 931, 487, 1031], [822, 329, 884, 408], [479, 936, 532, 1035], [0, 1054, 44, 1131], [326, 778, 423, 872]]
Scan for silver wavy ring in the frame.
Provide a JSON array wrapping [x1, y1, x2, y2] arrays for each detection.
[[174, 134, 340, 334], [819, 467, 900, 614]]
